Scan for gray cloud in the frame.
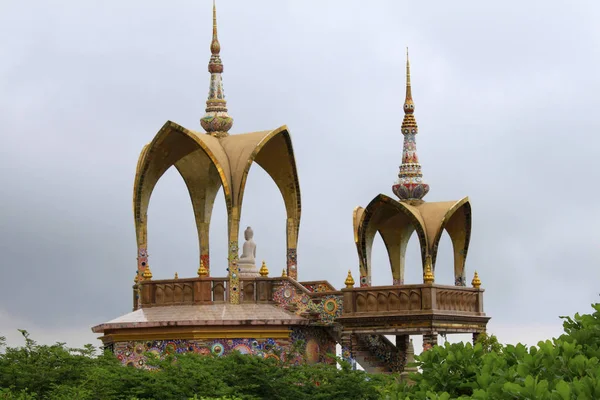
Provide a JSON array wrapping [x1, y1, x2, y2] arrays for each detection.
[[1, 0, 599, 347]]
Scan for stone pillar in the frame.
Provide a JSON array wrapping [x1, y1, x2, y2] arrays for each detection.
[[396, 335, 410, 371], [422, 332, 438, 352], [340, 333, 355, 368]]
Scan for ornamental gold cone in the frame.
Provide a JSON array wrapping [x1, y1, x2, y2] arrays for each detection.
[[345, 270, 355, 288], [471, 271, 481, 288], [259, 261, 269, 276]]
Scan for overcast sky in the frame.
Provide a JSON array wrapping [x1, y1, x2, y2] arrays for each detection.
[[1, 0, 599, 352]]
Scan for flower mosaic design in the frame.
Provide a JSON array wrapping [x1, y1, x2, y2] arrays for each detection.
[[113, 338, 287, 370]]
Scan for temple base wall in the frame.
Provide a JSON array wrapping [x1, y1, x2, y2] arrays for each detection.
[[105, 327, 336, 369]]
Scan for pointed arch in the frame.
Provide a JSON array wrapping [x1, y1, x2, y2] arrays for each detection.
[[219, 125, 301, 278], [356, 194, 429, 286], [434, 197, 471, 286], [132, 121, 232, 277]]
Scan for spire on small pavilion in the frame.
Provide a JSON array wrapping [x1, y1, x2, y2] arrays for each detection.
[[392, 48, 430, 202], [200, 0, 233, 137]]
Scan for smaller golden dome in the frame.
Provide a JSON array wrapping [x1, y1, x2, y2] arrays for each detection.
[[197, 260, 208, 277], [259, 261, 269, 277], [281, 268, 287, 277], [345, 270, 355, 288], [143, 265, 153, 280], [471, 271, 481, 289], [174, 272, 179, 280], [423, 256, 434, 284]]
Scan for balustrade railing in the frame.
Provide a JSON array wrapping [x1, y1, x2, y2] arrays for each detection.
[[341, 284, 484, 317], [138, 277, 278, 307]]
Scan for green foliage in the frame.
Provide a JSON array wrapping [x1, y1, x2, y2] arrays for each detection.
[[3, 303, 600, 399], [379, 303, 600, 399], [0, 331, 389, 400]]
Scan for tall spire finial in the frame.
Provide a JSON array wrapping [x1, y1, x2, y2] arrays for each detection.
[[406, 47, 412, 100], [200, 0, 234, 138], [392, 49, 429, 203]]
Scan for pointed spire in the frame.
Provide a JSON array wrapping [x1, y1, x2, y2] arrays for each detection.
[[200, 0, 233, 138], [345, 270, 355, 288], [423, 255, 434, 284], [259, 260, 269, 277], [471, 271, 481, 289], [392, 48, 430, 203], [198, 260, 208, 277]]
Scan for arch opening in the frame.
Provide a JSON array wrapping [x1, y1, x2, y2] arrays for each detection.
[[238, 164, 287, 276], [146, 167, 198, 279]]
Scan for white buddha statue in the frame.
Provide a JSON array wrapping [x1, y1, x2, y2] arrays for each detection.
[[237, 226, 259, 277]]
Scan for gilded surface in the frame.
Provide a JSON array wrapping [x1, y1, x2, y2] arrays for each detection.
[[355, 194, 471, 286], [132, 122, 301, 303]]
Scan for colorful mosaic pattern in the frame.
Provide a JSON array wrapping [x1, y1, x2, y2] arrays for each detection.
[[110, 327, 335, 369], [392, 278, 403, 286], [228, 241, 240, 303], [291, 327, 336, 364], [113, 337, 288, 369], [200, 254, 210, 276], [455, 275, 467, 286], [272, 282, 343, 325], [392, 52, 429, 202], [360, 275, 370, 287], [303, 283, 330, 293], [287, 248, 297, 279], [359, 334, 402, 372], [137, 247, 148, 280]]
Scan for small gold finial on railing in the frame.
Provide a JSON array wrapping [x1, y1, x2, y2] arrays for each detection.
[[134, 272, 139, 284], [143, 265, 153, 281], [282, 268, 287, 277], [259, 260, 269, 277], [174, 272, 179, 280], [345, 270, 355, 288], [197, 260, 208, 277], [471, 271, 481, 289], [423, 256, 434, 284]]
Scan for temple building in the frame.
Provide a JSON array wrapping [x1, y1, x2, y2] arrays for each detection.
[[91, 3, 489, 373]]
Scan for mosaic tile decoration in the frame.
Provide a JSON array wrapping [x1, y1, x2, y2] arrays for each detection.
[[272, 281, 343, 325], [359, 334, 402, 372], [200, 254, 210, 276], [303, 283, 330, 293], [228, 241, 239, 303], [110, 327, 335, 369], [287, 248, 297, 280], [113, 337, 288, 369]]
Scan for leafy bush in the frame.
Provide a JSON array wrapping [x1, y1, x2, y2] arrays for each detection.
[[3, 304, 600, 399], [380, 303, 600, 399]]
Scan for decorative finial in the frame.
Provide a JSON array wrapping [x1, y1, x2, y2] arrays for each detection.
[[345, 270, 355, 288], [134, 272, 139, 284], [198, 260, 208, 277], [200, 0, 233, 138], [143, 265, 153, 281], [259, 260, 269, 277], [174, 272, 179, 280], [392, 48, 430, 202], [282, 268, 287, 277], [471, 271, 481, 289], [423, 256, 434, 284]]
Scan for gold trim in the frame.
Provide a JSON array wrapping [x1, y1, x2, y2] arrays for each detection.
[[103, 328, 292, 342]]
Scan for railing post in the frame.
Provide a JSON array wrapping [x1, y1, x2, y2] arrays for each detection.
[[476, 288, 484, 313], [342, 288, 354, 315], [420, 285, 437, 311], [140, 282, 152, 306]]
